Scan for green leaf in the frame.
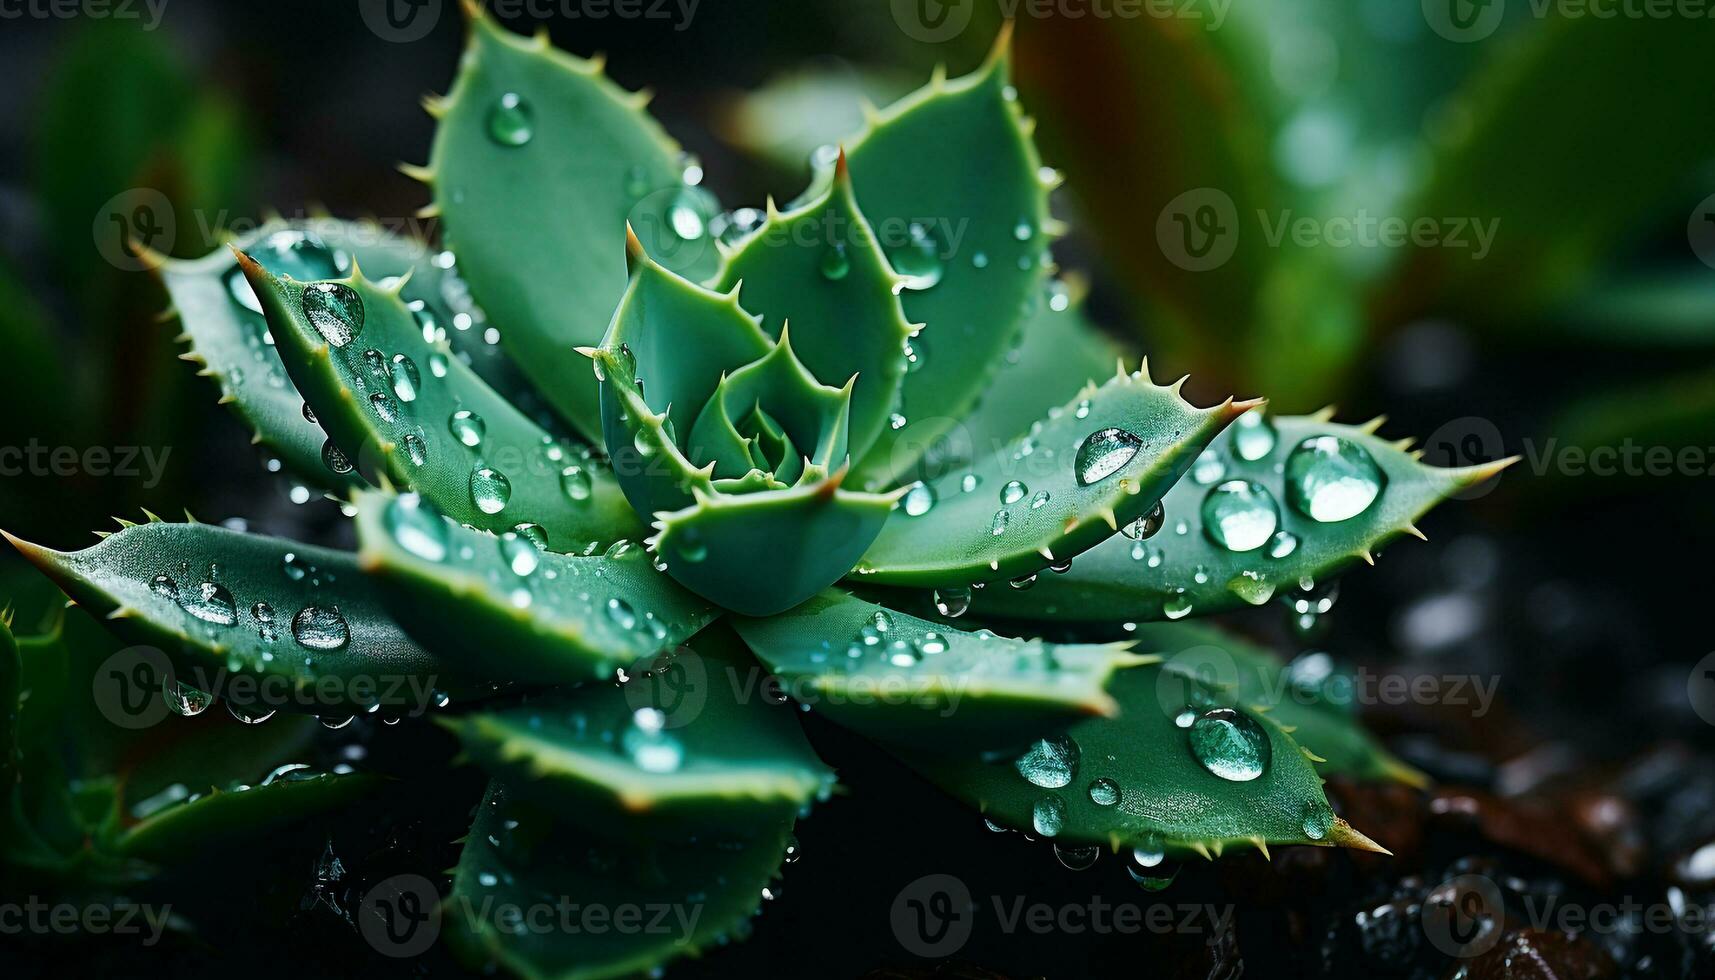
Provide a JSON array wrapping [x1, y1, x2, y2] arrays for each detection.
[[353, 490, 715, 685], [686, 330, 854, 486], [4, 519, 473, 717], [449, 778, 801, 980], [732, 591, 1152, 747], [1127, 621, 1421, 785], [1381, 12, 1715, 321], [155, 220, 529, 492], [652, 481, 899, 617], [856, 364, 1253, 588], [426, 8, 700, 439], [236, 253, 641, 550], [711, 157, 916, 461], [975, 412, 1512, 622], [893, 660, 1381, 856], [112, 767, 380, 864], [844, 32, 1057, 487], [441, 626, 831, 837], [935, 283, 1120, 473]]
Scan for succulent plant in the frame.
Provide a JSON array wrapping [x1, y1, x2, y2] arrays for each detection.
[[0, 5, 1513, 976]]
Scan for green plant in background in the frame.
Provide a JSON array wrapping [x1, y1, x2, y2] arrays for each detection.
[[2, 6, 1511, 976]]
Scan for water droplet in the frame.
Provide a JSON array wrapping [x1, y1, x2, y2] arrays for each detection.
[[1191, 449, 1226, 485], [915, 632, 948, 656], [1285, 435, 1386, 522], [1088, 777, 1121, 806], [888, 222, 943, 291], [1029, 490, 1051, 510], [1014, 218, 1034, 241], [449, 410, 486, 448], [1268, 530, 1298, 558], [1015, 735, 1079, 789], [819, 244, 849, 280], [282, 552, 310, 581], [292, 605, 350, 651], [180, 579, 236, 625], [402, 431, 429, 466], [321, 439, 353, 476], [623, 164, 650, 198], [1074, 428, 1141, 485], [1073, 398, 1091, 420], [1121, 500, 1164, 540], [1032, 796, 1067, 837], [1163, 591, 1193, 620], [486, 91, 534, 146], [560, 465, 592, 502], [300, 282, 364, 348], [606, 597, 638, 631], [1228, 570, 1275, 606], [902, 482, 935, 517], [390, 354, 420, 402], [369, 392, 398, 423], [428, 351, 450, 377], [1131, 838, 1166, 868], [1188, 707, 1270, 782], [1201, 480, 1280, 553], [1233, 411, 1277, 461], [1054, 842, 1099, 870], [164, 679, 214, 717], [960, 473, 981, 493], [675, 529, 708, 563], [150, 574, 178, 600], [623, 708, 684, 773], [499, 532, 541, 576], [1302, 804, 1333, 841], [470, 465, 512, 514], [934, 587, 971, 618], [903, 334, 926, 373], [989, 509, 1010, 536], [667, 187, 711, 241], [227, 702, 276, 725], [1000, 480, 1028, 505]]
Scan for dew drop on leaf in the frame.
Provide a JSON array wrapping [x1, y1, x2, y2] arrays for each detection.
[[300, 282, 364, 348], [1088, 777, 1121, 807], [902, 482, 935, 517], [1201, 480, 1280, 553], [292, 605, 350, 651], [386, 495, 449, 562], [1032, 795, 1067, 837], [1284, 435, 1386, 522], [1015, 735, 1079, 789], [470, 465, 512, 515], [1233, 411, 1277, 461], [1188, 707, 1270, 782], [449, 410, 486, 448], [1074, 428, 1141, 485], [486, 91, 534, 147]]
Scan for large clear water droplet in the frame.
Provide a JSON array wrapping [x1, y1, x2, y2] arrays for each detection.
[[889, 222, 943, 291], [1074, 428, 1141, 485], [989, 510, 1009, 536], [390, 354, 420, 402], [1088, 777, 1121, 807], [560, 465, 592, 503], [934, 586, 971, 618], [1285, 435, 1386, 522], [1188, 707, 1270, 782], [1015, 735, 1079, 789], [386, 493, 449, 562], [1122, 500, 1164, 540], [301, 282, 364, 348], [1032, 795, 1067, 837], [291, 605, 350, 651], [1268, 530, 1298, 558], [1302, 803, 1333, 841], [164, 678, 214, 717], [470, 465, 512, 514], [1191, 449, 1226, 485], [1201, 480, 1280, 553], [902, 482, 935, 517], [1000, 480, 1028, 505], [486, 92, 534, 146], [180, 579, 236, 625], [449, 410, 486, 448], [1233, 411, 1277, 461], [499, 531, 541, 577]]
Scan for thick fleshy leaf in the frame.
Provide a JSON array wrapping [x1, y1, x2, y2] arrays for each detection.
[[731, 591, 1151, 747], [933, 283, 1120, 474], [4, 520, 473, 716], [441, 626, 832, 837], [112, 767, 379, 863], [237, 253, 641, 550], [427, 7, 702, 439], [711, 156, 916, 461], [975, 412, 1513, 622], [856, 363, 1254, 588], [353, 491, 714, 685], [844, 31, 1056, 487], [894, 660, 1381, 856], [1128, 622, 1420, 785], [153, 220, 542, 494], [594, 243, 775, 519], [686, 330, 853, 483], [652, 481, 900, 617], [450, 778, 801, 980]]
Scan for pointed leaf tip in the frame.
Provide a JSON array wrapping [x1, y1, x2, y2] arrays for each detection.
[[1328, 818, 1392, 855], [624, 222, 647, 275]]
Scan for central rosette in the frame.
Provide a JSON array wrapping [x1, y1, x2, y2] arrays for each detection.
[[587, 232, 901, 616]]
